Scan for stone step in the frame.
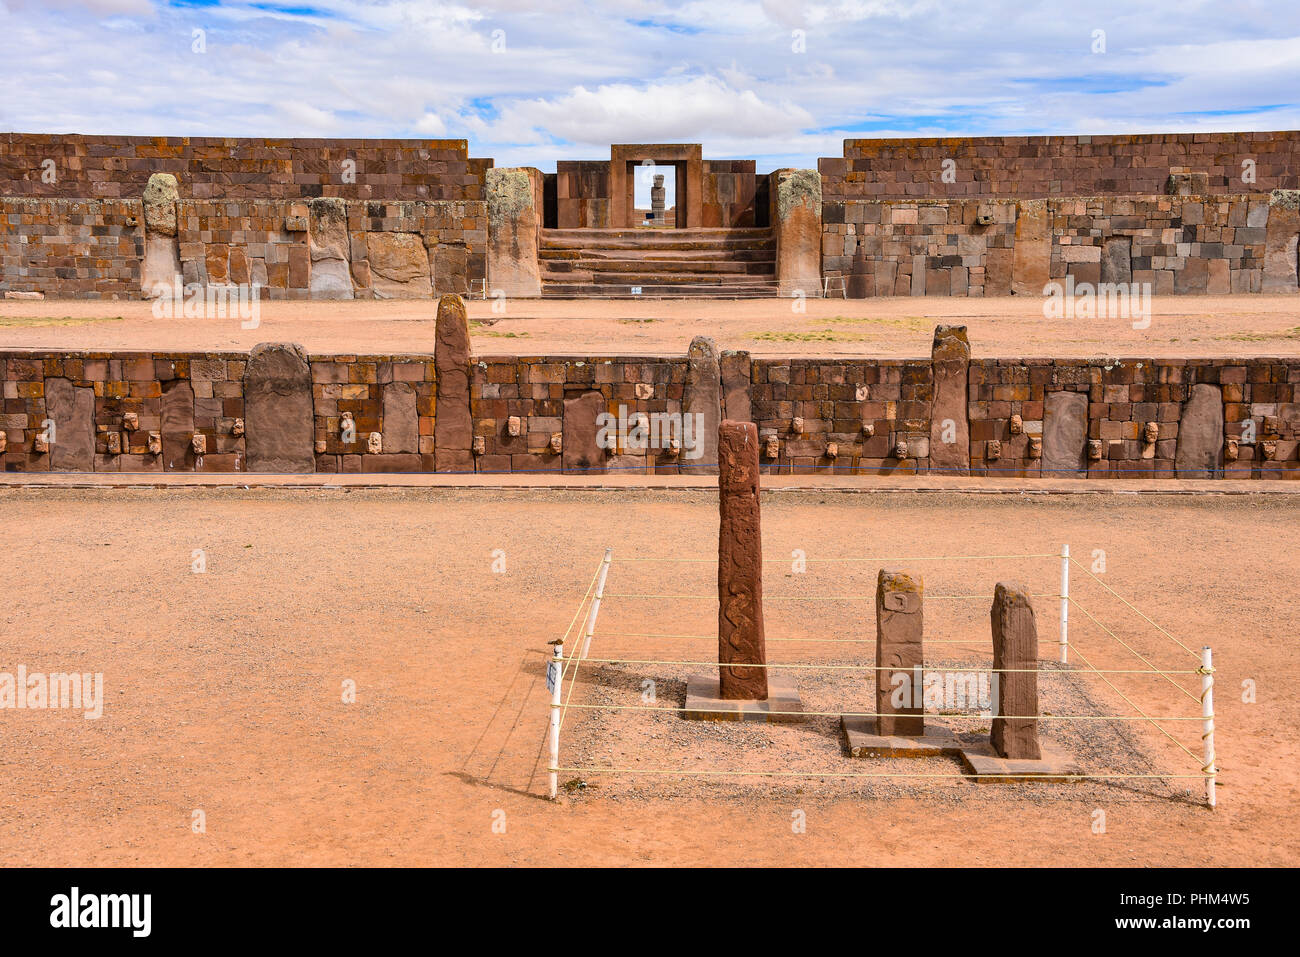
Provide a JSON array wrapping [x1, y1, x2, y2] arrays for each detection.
[[541, 283, 776, 299], [539, 247, 776, 263], [541, 258, 774, 276]]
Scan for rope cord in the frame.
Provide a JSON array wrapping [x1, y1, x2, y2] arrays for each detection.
[[1069, 556, 1201, 661], [555, 555, 608, 732], [550, 766, 1208, 780], [603, 594, 1056, 601], [563, 655, 1198, 676], [618, 554, 1059, 564], [555, 701, 1204, 721], [1068, 598, 1200, 704]]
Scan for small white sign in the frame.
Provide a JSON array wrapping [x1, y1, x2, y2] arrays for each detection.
[[546, 660, 559, 693], [630, 286, 642, 295]]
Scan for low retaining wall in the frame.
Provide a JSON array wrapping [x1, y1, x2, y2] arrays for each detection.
[[3, 332, 1298, 478]]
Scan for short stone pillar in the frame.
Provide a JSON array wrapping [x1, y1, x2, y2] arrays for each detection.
[[717, 420, 768, 700], [876, 568, 924, 736], [434, 294, 474, 471], [929, 325, 970, 476], [990, 582, 1041, 760], [486, 167, 542, 298], [682, 335, 721, 475], [773, 168, 822, 298]]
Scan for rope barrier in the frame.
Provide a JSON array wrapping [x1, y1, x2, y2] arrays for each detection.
[[1068, 597, 1200, 704], [548, 764, 1206, 780], [594, 632, 1009, 645], [603, 593, 1059, 601], [618, 553, 1060, 563], [556, 701, 1205, 721], [563, 655, 1200, 675], [1069, 556, 1201, 661]]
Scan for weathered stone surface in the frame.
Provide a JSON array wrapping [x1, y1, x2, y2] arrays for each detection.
[[1042, 391, 1089, 477], [717, 421, 768, 701], [381, 381, 418, 454], [929, 324, 970, 476], [562, 390, 606, 474], [43, 377, 94, 471], [485, 167, 542, 298], [1100, 237, 1132, 285], [1175, 383, 1224, 478], [774, 169, 822, 297], [308, 198, 353, 300], [683, 335, 721, 475], [434, 294, 474, 471], [243, 342, 315, 473], [1011, 200, 1050, 295], [366, 232, 432, 299], [142, 173, 179, 238], [876, 568, 924, 736], [720, 350, 752, 423], [984, 246, 1014, 296], [160, 378, 194, 471], [1262, 193, 1299, 293], [990, 582, 1041, 760]]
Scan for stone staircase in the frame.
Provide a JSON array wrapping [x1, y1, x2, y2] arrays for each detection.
[[539, 227, 777, 298]]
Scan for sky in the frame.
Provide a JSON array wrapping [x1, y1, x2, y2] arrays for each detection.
[[0, 0, 1297, 172]]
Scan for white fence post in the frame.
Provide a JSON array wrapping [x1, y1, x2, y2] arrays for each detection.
[[1059, 543, 1070, 664], [548, 640, 564, 801], [1201, 646, 1216, 809], [581, 547, 613, 659]]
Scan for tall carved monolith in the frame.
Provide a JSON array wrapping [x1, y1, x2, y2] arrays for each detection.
[[990, 582, 1042, 760], [717, 420, 767, 700], [434, 294, 474, 472], [876, 568, 924, 735]]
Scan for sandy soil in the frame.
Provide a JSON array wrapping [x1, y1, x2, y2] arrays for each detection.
[[0, 485, 1294, 866], [2, 294, 1299, 357]]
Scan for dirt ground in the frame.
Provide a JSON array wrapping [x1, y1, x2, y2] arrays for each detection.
[[0, 485, 1294, 867], [3, 294, 1300, 357]]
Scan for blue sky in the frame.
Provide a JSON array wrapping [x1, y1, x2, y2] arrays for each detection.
[[0, 0, 1297, 172]]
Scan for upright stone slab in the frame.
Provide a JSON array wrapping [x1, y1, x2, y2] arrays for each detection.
[[160, 379, 195, 471], [773, 169, 822, 298], [381, 381, 418, 454], [562, 390, 606, 474], [43, 377, 94, 472], [308, 198, 353, 300], [929, 325, 970, 476], [719, 350, 752, 424], [485, 167, 543, 298], [243, 342, 315, 473], [1100, 238, 1133, 285], [990, 582, 1041, 760], [1262, 190, 1299, 294], [434, 294, 474, 472], [1175, 383, 1224, 478], [1011, 200, 1050, 295], [1042, 391, 1089, 477], [141, 173, 181, 294], [717, 421, 768, 700], [876, 568, 924, 736], [682, 335, 721, 475]]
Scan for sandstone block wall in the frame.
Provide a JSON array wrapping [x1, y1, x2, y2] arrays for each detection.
[[820, 132, 1300, 201], [9, 342, 1292, 478]]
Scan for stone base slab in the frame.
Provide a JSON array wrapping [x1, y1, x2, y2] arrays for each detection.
[[683, 672, 804, 723], [957, 744, 1085, 782], [840, 715, 967, 757]]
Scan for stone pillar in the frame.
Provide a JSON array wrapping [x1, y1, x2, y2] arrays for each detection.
[[720, 350, 752, 424], [486, 167, 542, 298], [1042, 391, 1089, 477], [243, 343, 315, 473], [1174, 383, 1224, 478], [307, 198, 353, 300], [141, 173, 181, 295], [682, 335, 721, 475], [876, 568, 924, 736], [773, 168, 822, 298], [929, 325, 970, 476], [717, 421, 768, 700], [562, 390, 606, 474], [1262, 190, 1299, 294], [651, 174, 666, 224], [43, 378, 95, 472], [990, 582, 1041, 760], [1010, 199, 1050, 295], [434, 294, 474, 472]]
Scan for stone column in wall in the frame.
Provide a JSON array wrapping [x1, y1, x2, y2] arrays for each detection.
[[1174, 383, 1225, 479], [141, 173, 181, 295], [682, 336, 722, 475], [929, 325, 970, 476], [243, 343, 316, 473], [1262, 190, 1300, 294], [433, 294, 474, 471], [773, 168, 823, 298], [308, 198, 354, 300], [485, 168, 542, 298], [1010, 199, 1050, 295]]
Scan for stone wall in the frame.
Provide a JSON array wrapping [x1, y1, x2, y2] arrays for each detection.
[[5, 339, 1297, 479], [1, 195, 487, 299], [0, 133, 490, 201], [821, 192, 1295, 296], [820, 131, 1300, 201]]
